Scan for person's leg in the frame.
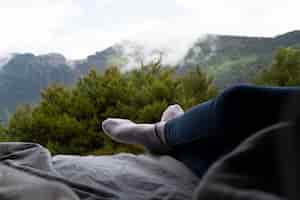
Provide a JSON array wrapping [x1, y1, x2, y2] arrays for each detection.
[[165, 85, 300, 177], [166, 85, 300, 145], [102, 84, 300, 177]]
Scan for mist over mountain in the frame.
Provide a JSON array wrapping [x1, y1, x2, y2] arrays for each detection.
[[73, 47, 121, 75], [179, 30, 300, 87], [1, 30, 300, 121]]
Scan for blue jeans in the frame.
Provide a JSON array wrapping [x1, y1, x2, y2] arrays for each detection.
[[165, 85, 300, 177]]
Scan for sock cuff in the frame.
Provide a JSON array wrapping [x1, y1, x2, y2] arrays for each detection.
[[155, 121, 167, 145], [151, 121, 172, 154]]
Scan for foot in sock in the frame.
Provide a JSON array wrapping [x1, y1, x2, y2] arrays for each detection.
[[102, 118, 168, 152], [161, 104, 184, 121], [102, 104, 184, 153]]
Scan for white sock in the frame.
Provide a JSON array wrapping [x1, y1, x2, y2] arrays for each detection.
[[102, 118, 169, 153], [161, 104, 184, 121], [102, 104, 184, 153]]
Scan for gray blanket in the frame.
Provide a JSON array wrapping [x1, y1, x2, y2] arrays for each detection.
[[1, 123, 293, 200], [0, 142, 199, 200]]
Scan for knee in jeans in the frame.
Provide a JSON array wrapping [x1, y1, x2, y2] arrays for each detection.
[[216, 84, 253, 107]]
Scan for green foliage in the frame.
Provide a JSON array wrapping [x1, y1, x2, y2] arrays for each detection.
[[5, 62, 217, 155], [175, 66, 217, 109], [183, 31, 300, 88], [0, 123, 10, 142], [254, 48, 300, 86]]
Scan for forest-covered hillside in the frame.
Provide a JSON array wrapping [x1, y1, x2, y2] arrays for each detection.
[[1, 30, 300, 121], [180, 30, 300, 87], [1, 47, 300, 155]]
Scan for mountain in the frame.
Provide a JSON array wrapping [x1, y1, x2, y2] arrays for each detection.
[[0, 48, 124, 121], [0, 53, 76, 121], [180, 30, 300, 87], [1, 30, 300, 121], [70, 30, 300, 87], [73, 47, 121, 75]]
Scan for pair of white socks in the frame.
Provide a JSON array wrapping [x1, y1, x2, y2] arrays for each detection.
[[102, 104, 184, 153]]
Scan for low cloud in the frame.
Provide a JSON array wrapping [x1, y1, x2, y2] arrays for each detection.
[[0, 0, 299, 62]]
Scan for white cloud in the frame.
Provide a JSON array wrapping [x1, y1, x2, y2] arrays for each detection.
[[175, 0, 300, 36], [0, 0, 299, 61], [0, 0, 82, 55]]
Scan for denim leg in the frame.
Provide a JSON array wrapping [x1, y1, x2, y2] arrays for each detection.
[[165, 85, 300, 177], [164, 100, 218, 145]]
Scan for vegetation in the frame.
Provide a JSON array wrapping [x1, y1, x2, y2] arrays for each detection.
[[1, 43, 300, 156], [254, 48, 300, 86], [182, 31, 300, 87], [1, 31, 300, 121], [0, 61, 217, 155]]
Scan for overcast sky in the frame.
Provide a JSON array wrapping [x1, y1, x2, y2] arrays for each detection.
[[0, 0, 299, 60]]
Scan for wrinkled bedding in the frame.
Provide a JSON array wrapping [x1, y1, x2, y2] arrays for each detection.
[[0, 122, 294, 200], [0, 142, 199, 200], [53, 153, 199, 199]]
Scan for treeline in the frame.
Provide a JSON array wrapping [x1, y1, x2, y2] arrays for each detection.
[[1, 47, 300, 155], [255, 48, 300, 86], [0, 61, 217, 155]]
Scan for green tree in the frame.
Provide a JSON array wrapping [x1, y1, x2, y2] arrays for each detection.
[[255, 48, 300, 86], [6, 61, 217, 155], [176, 66, 217, 109], [0, 117, 11, 142]]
